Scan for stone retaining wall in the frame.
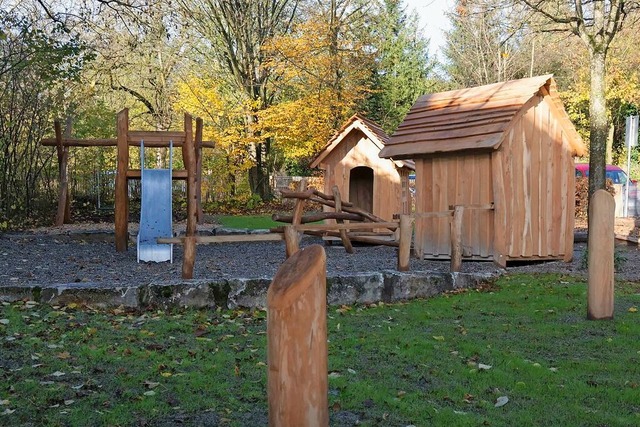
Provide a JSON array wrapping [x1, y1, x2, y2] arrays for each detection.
[[0, 270, 499, 310]]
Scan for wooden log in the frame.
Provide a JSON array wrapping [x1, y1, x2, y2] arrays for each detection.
[[126, 169, 189, 180], [115, 109, 129, 252], [54, 120, 69, 226], [332, 185, 354, 254], [182, 236, 197, 279], [158, 234, 284, 244], [450, 206, 464, 272], [267, 245, 328, 427], [294, 222, 398, 232], [587, 190, 615, 320], [291, 179, 308, 226], [63, 117, 72, 223], [195, 117, 204, 224], [285, 229, 401, 247], [280, 188, 354, 207], [183, 113, 197, 237], [41, 137, 216, 149], [284, 226, 300, 257], [128, 130, 185, 146], [279, 188, 316, 200], [397, 214, 412, 272], [272, 212, 363, 224], [41, 138, 118, 147], [308, 196, 386, 223]]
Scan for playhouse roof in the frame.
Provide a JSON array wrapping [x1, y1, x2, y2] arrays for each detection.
[[311, 114, 415, 170], [379, 75, 586, 159]]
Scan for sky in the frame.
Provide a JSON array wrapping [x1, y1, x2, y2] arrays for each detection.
[[404, 0, 453, 58]]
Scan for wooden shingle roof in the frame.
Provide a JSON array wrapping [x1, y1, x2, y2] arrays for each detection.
[[379, 75, 585, 159], [311, 114, 415, 170]]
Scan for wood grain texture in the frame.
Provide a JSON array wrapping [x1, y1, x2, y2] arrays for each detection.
[[115, 109, 129, 252], [267, 245, 328, 427], [587, 190, 615, 320]]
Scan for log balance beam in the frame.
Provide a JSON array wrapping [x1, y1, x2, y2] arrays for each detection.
[[157, 217, 413, 279]]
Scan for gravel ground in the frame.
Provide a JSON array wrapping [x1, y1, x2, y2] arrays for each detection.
[[1, 223, 639, 287]]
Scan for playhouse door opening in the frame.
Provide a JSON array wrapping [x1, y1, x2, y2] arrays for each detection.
[[349, 166, 374, 213]]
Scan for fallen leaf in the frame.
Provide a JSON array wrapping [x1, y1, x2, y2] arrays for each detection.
[[2, 409, 15, 415], [160, 372, 172, 378], [433, 336, 445, 341], [64, 400, 74, 406], [629, 307, 638, 313], [56, 352, 71, 360], [51, 371, 65, 377], [328, 372, 341, 379], [495, 396, 509, 408], [144, 381, 160, 389], [347, 368, 356, 374], [0, 319, 9, 325], [0, 400, 9, 406], [397, 390, 406, 398], [478, 363, 492, 370], [143, 390, 156, 396]]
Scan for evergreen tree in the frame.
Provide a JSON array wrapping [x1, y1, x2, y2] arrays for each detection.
[[364, 0, 433, 133]]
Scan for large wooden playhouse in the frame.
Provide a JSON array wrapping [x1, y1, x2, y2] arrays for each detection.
[[311, 114, 414, 221], [379, 75, 586, 266]]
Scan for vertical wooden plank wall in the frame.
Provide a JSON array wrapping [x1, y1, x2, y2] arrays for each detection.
[[115, 109, 130, 252], [496, 99, 573, 261], [415, 153, 493, 260]]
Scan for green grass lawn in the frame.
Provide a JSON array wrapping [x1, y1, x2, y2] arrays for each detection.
[[2, 274, 640, 426], [215, 214, 282, 230]]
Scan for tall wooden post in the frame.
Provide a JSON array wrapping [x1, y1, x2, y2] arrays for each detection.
[[54, 120, 70, 226], [331, 185, 354, 254], [195, 117, 204, 224], [587, 189, 615, 320], [182, 236, 196, 279], [284, 225, 300, 258], [397, 214, 412, 272], [267, 245, 328, 427], [182, 113, 198, 278], [63, 117, 72, 223], [450, 206, 464, 272], [115, 109, 130, 252]]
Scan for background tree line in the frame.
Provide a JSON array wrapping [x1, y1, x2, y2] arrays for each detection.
[[0, 0, 639, 229]]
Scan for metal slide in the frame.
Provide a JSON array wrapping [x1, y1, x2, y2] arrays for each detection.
[[137, 141, 174, 263]]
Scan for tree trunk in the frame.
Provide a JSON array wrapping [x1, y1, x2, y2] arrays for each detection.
[[588, 49, 608, 199]]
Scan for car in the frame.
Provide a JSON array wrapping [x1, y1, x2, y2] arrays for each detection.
[[575, 163, 636, 184], [575, 163, 638, 216]]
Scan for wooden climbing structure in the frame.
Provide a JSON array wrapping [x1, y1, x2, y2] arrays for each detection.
[[41, 108, 214, 252]]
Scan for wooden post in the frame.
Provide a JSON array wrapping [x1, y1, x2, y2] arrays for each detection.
[[115, 109, 129, 252], [182, 236, 197, 279], [63, 117, 72, 223], [284, 225, 300, 258], [54, 120, 70, 226], [195, 117, 204, 224], [183, 113, 197, 237], [587, 189, 615, 320], [331, 185, 354, 254], [267, 245, 328, 427], [397, 214, 412, 272], [450, 206, 464, 272], [291, 179, 308, 226]]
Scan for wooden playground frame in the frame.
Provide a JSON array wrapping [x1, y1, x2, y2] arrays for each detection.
[[41, 108, 214, 252]]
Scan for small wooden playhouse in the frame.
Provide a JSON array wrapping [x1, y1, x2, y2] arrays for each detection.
[[379, 75, 586, 266], [311, 114, 414, 221]]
